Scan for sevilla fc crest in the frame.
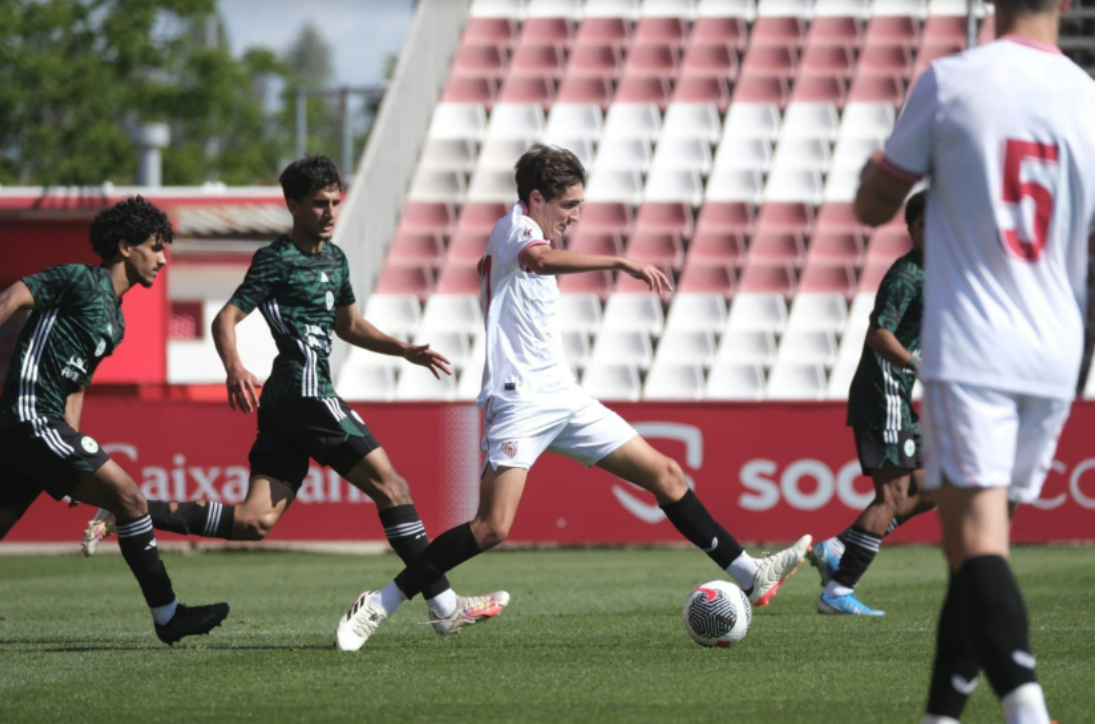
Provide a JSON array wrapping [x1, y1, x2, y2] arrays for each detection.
[[501, 441, 519, 459]]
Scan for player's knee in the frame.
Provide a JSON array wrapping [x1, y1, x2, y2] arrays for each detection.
[[236, 510, 278, 541], [654, 457, 688, 499], [880, 481, 909, 513], [374, 471, 412, 507], [112, 484, 148, 520], [473, 520, 510, 550]]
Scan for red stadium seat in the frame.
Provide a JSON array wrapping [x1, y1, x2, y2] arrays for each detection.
[[691, 17, 748, 51], [746, 232, 806, 267], [681, 43, 739, 80], [805, 231, 865, 267], [804, 17, 862, 48], [615, 76, 673, 110], [457, 202, 509, 234], [575, 17, 631, 48], [568, 44, 623, 78], [452, 45, 509, 79], [435, 261, 481, 295], [738, 262, 798, 300], [799, 45, 856, 78], [558, 270, 615, 300], [864, 17, 920, 49], [510, 45, 566, 78], [556, 75, 615, 110], [498, 75, 555, 110], [626, 232, 685, 271], [859, 45, 913, 79], [635, 202, 694, 238], [614, 262, 675, 296], [755, 202, 815, 235], [912, 42, 963, 81], [696, 202, 754, 234], [922, 16, 967, 45], [741, 45, 799, 79], [865, 228, 913, 263], [857, 259, 891, 293], [789, 75, 847, 107], [750, 17, 806, 48], [442, 76, 498, 108], [568, 231, 624, 256], [634, 17, 689, 48], [815, 202, 862, 233], [623, 44, 680, 78], [375, 263, 435, 301], [798, 261, 857, 299], [848, 75, 906, 106], [574, 202, 633, 235], [463, 17, 518, 48], [977, 16, 995, 46], [732, 75, 790, 108], [519, 17, 574, 47], [678, 261, 737, 300], [388, 231, 446, 268], [672, 76, 732, 112], [447, 231, 490, 264], [398, 202, 456, 234], [687, 231, 748, 267]]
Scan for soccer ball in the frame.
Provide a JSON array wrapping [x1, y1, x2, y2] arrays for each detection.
[[683, 580, 752, 648]]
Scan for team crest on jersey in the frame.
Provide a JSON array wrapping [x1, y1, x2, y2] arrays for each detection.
[[903, 439, 916, 458], [325, 290, 335, 310], [81, 436, 100, 454], [94, 339, 107, 357], [501, 441, 519, 459], [522, 227, 533, 238]]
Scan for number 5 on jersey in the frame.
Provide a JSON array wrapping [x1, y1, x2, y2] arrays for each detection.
[[1001, 139, 1059, 262]]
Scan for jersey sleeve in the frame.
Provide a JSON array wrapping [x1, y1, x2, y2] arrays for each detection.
[[498, 220, 549, 274], [881, 66, 940, 182], [228, 247, 283, 314], [21, 264, 83, 309], [870, 265, 916, 334], [336, 251, 356, 307]]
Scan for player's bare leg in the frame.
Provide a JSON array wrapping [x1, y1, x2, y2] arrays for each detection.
[[596, 436, 810, 607]]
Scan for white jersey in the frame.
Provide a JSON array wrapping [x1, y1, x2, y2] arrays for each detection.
[[882, 37, 1095, 400], [477, 202, 575, 407]]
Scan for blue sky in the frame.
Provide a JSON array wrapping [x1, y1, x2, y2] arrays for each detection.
[[217, 0, 416, 86]]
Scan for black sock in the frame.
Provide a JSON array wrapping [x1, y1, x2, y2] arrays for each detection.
[[838, 516, 900, 546], [660, 489, 745, 569], [148, 501, 235, 539], [116, 515, 176, 609], [378, 504, 452, 600], [959, 555, 1039, 698], [394, 522, 481, 600], [926, 574, 981, 719], [832, 526, 881, 589]]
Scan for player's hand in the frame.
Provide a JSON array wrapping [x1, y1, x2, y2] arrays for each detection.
[[226, 366, 261, 413], [403, 343, 452, 379], [621, 260, 674, 295]]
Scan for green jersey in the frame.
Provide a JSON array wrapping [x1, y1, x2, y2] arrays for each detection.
[[0, 265, 125, 433], [228, 236, 355, 407], [847, 250, 924, 433]]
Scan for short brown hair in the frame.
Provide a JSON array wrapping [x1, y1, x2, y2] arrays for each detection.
[[515, 144, 586, 206]]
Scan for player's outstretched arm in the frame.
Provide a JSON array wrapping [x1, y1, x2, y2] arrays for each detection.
[[865, 326, 918, 372], [212, 303, 261, 413], [523, 245, 673, 294], [334, 305, 452, 379], [0, 281, 35, 328]]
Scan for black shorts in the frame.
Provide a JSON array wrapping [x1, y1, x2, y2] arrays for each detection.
[[0, 418, 111, 508], [852, 427, 922, 476], [249, 397, 381, 493]]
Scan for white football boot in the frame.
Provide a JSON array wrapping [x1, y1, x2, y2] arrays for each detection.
[[429, 591, 511, 636], [334, 591, 388, 651], [81, 508, 116, 557], [750, 534, 812, 607]]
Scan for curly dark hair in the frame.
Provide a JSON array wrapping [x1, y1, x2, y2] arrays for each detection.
[[515, 144, 586, 206], [88, 196, 173, 261], [904, 189, 927, 232], [279, 155, 344, 202]]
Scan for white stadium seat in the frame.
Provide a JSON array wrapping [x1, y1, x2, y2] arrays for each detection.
[[643, 0, 699, 19], [470, 0, 526, 18], [757, 0, 814, 18], [558, 293, 604, 335], [591, 329, 655, 369], [815, 0, 870, 17], [602, 293, 665, 336], [781, 103, 841, 143], [428, 103, 487, 141], [771, 138, 831, 173], [705, 169, 764, 204], [662, 103, 723, 145], [364, 294, 421, 340], [582, 362, 643, 401], [713, 137, 771, 173], [764, 168, 824, 205], [586, 0, 643, 19], [420, 138, 478, 173], [665, 293, 728, 334], [873, 0, 927, 18], [716, 329, 778, 366], [653, 329, 717, 366], [725, 103, 782, 142], [488, 103, 545, 139], [840, 103, 896, 140], [479, 136, 537, 170], [727, 293, 788, 333], [826, 357, 857, 400], [706, 362, 767, 400], [776, 329, 838, 366], [408, 168, 467, 203], [698, 0, 757, 19], [928, 0, 968, 14], [467, 167, 518, 203], [413, 330, 471, 371], [823, 167, 859, 203], [650, 138, 713, 177], [832, 136, 886, 170], [456, 335, 487, 401], [786, 292, 849, 333], [585, 169, 645, 205], [595, 138, 653, 174], [527, 0, 583, 19], [419, 294, 482, 336], [603, 103, 663, 143], [543, 137, 596, 167], [562, 330, 593, 375], [644, 169, 705, 206], [336, 350, 398, 401], [644, 362, 706, 400], [766, 361, 828, 400], [395, 365, 457, 401], [544, 104, 604, 144]]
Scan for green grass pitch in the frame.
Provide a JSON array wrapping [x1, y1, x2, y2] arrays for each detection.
[[1, 546, 1092, 724]]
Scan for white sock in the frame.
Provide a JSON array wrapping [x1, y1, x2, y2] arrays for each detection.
[[1001, 683, 1050, 724], [373, 581, 407, 618], [825, 581, 853, 598], [426, 588, 458, 618], [726, 551, 759, 590], [151, 599, 179, 625], [921, 716, 960, 724]]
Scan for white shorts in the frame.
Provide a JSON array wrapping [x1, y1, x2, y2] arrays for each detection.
[[921, 380, 1072, 504], [480, 386, 638, 473]]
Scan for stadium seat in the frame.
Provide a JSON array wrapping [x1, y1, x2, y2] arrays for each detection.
[[805, 16, 863, 47], [603, 103, 662, 141], [766, 361, 828, 399], [864, 16, 921, 47], [544, 103, 604, 144], [644, 362, 707, 400], [662, 103, 723, 144], [859, 45, 913, 78], [815, 202, 862, 233], [467, 167, 518, 203], [727, 292, 788, 332], [487, 103, 546, 137], [771, 137, 831, 172], [419, 294, 483, 336], [839, 102, 896, 138], [623, 43, 681, 78], [388, 231, 445, 269], [582, 362, 643, 401], [479, 136, 535, 170], [428, 103, 488, 141], [738, 262, 797, 299], [848, 75, 906, 106], [591, 329, 655, 368], [463, 17, 519, 47], [395, 365, 457, 401], [527, 0, 584, 19], [665, 293, 728, 333], [457, 202, 509, 234], [558, 270, 615, 300], [595, 137, 653, 173], [364, 294, 421, 339], [705, 362, 767, 400], [643, 169, 705, 206], [448, 231, 490, 264], [724, 102, 782, 141], [692, 16, 749, 49], [713, 137, 771, 174], [732, 75, 790, 109], [832, 135, 885, 170], [788, 76, 848, 108], [615, 76, 674, 110], [544, 136, 597, 167], [716, 329, 778, 366], [643, 0, 702, 19], [585, 169, 645, 205], [927, 0, 967, 15], [634, 17, 690, 47], [677, 262, 738, 299], [470, 0, 526, 18], [798, 262, 857, 299], [442, 76, 499, 108], [654, 329, 718, 366], [763, 168, 824, 204], [627, 231, 686, 270], [519, 17, 574, 46], [804, 230, 865, 267], [823, 167, 859, 203], [337, 351, 398, 402], [556, 75, 615, 110], [456, 335, 487, 401], [857, 258, 892, 293], [799, 45, 857, 78], [814, 0, 871, 17], [751, 16, 806, 47], [412, 330, 471, 371], [705, 168, 764, 204], [696, 201, 754, 234], [681, 43, 739, 80], [826, 356, 857, 399], [757, 0, 814, 18], [922, 15, 967, 43], [602, 292, 665, 336], [746, 231, 806, 267], [509, 45, 567, 79], [672, 76, 732, 112], [569, 230, 625, 257], [866, 227, 913, 263], [408, 168, 467, 203], [632, 203, 691, 240], [786, 291, 849, 332], [871, 0, 927, 19], [585, 0, 642, 20], [912, 42, 964, 80], [421, 138, 479, 172], [568, 44, 623, 78], [452, 45, 509, 80], [435, 261, 482, 295], [573, 201, 633, 235], [561, 329, 593, 373], [781, 102, 841, 141], [846, 291, 876, 332], [398, 201, 456, 235], [574, 16, 632, 46], [742, 45, 800, 79], [558, 293, 603, 334], [688, 230, 747, 267]]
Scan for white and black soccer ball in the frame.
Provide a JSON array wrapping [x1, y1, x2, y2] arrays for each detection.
[[683, 579, 752, 648]]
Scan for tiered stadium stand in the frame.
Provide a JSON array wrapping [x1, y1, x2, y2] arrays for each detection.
[[346, 0, 1053, 402]]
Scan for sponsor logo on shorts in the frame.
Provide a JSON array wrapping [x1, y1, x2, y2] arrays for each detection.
[[502, 441, 519, 459], [903, 439, 916, 458], [324, 290, 335, 310], [351, 410, 365, 424], [81, 436, 100, 454]]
